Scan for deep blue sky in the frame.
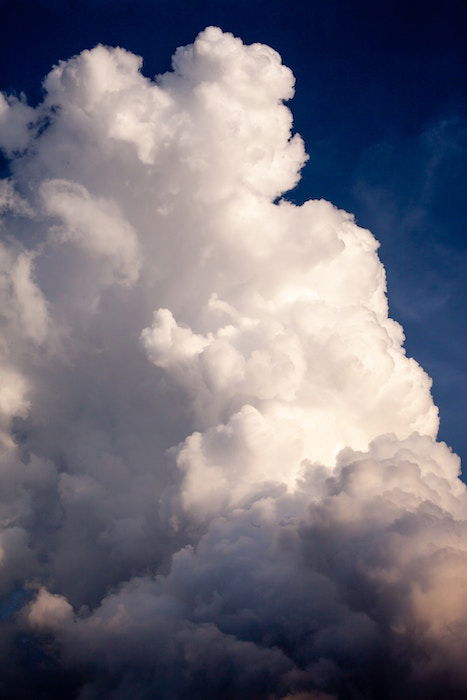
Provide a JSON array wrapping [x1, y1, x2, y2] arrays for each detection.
[[1, 0, 465, 465]]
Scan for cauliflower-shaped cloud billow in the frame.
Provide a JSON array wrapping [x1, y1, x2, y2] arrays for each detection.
[[0, 27, 464, 700]]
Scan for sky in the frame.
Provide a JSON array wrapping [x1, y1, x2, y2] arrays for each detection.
[[0, 1, 466, 699]]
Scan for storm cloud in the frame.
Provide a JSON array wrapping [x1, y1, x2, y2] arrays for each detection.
[[0, 27, 465, 699]]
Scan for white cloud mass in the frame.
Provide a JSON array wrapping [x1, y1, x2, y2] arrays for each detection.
[[0, 27, 465, 699]]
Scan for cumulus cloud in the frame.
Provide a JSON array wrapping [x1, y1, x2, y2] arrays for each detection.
[[0, 26, 464, 699]]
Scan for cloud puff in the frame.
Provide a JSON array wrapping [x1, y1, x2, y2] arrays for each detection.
[[40, 178, 141, 285], [0, 27, 464, 699]]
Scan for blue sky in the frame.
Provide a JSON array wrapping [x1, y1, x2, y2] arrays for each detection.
[[1, 0, 465, 464]]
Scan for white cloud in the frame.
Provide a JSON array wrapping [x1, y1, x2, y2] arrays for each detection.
[[0, 26, 464, 699], [41, 178, 141, 285]]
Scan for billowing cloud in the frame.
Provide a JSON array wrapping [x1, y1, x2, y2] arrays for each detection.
[[0, 26, 465, 699]]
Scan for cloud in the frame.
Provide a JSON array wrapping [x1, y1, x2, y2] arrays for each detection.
[[40, 178, 141, 285], [0, 27, 465, 699]]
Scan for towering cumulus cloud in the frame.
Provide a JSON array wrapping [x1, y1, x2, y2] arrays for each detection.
[[0, 27, 465, 699]]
